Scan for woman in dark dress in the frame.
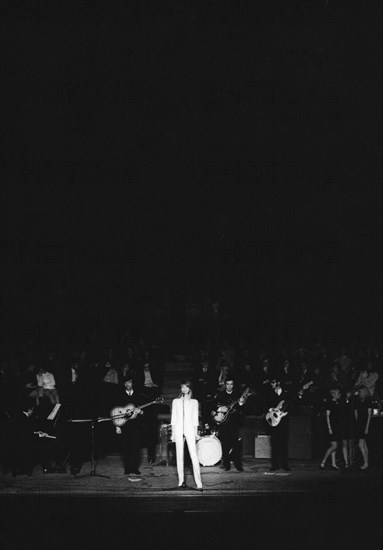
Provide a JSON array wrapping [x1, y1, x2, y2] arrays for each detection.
[[320, 387, 348, 470], [354, 385, 372, 470]]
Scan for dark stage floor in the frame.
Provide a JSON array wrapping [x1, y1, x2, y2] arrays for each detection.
[[1, 456, 382, 550]]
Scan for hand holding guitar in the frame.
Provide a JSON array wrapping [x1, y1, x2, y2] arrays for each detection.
[[265, 382, 313, 427], [110, 397, 163, 427]]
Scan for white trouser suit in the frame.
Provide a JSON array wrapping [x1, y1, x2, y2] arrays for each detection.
[[171, 397, 202, 488]]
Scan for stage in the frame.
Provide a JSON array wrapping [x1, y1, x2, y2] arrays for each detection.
[[1, 456, 382, 550]]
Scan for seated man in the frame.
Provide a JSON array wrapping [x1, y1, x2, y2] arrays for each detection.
[[36, 366, 60, 405]]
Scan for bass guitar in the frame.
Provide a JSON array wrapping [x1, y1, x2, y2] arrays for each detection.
[[111, 397, 164, 427], [212, 387, 255, 425], [265, 381, 313, 427]]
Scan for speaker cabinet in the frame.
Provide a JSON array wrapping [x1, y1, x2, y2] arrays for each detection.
[[254, 435, 271, 458], [288, 415, 313, 459]]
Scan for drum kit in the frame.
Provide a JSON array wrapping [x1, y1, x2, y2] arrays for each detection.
[[160, 424, 222, 466]]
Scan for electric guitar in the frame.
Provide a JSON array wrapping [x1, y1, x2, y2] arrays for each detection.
[[212, 387, 255, 425], [265, 381, 313, 427], [110, 397, 164, 427]]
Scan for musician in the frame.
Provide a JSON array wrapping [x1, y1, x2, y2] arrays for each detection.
[[10, 398, 36, 476], [115, 375, 145, 476], [8, 397, 65, 475], [33, 409, 67, 474], [171, 381, 203, 490], [265, 378, 291, 472], [211, 376, 245, 471]]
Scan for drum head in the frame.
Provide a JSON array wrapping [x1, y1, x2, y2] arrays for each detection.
[[197, 435, 222, 466]]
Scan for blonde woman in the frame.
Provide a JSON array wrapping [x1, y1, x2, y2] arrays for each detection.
[[171, 381, 203, 490]]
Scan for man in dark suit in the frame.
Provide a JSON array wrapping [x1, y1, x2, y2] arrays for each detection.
[[10, 398, 36, 476], [265, 378, 291, 472], [210, 375, 245, 471], [114, 375, 146, 475]]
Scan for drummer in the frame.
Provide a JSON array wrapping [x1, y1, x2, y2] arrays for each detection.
[[210, 375, 245, 472]]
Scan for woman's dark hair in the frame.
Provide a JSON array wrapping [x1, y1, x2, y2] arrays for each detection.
[[178, 380, 193, 398]]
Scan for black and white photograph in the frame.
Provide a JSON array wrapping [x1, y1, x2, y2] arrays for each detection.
[[1, 1, 382, 549]]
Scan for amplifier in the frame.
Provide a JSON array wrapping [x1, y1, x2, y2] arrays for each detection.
[[254, 435, 271, 458]]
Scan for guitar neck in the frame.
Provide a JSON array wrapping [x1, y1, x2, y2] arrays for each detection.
[[281, 384, 311, 410], [140, 400, 159, 409]]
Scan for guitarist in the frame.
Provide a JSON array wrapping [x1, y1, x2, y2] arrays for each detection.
[[211, 375, 245, 471], [115, 375, 146, 476], [265, 378, 291, 472]]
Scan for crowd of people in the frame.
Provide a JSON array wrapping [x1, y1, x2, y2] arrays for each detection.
[[192, 342, 381, 415], [191, 341, 381, 474], [0, 334, 381, 479]]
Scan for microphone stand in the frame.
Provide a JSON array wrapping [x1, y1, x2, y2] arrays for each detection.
[[71, 417, 110, 479], [155, 423, 171, 466]]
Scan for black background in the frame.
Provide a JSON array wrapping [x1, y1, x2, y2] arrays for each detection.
[[1, 0, 382, 348]]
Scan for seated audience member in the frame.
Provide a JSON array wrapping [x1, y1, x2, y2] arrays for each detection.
[[138, 349, 162, 393], [36, 366, 60, 405], [194, 360, 218, 425], [297, 361, 313, 388], [22, 363, 40, 406], [103, 362, 119, 385], [59, 359, 86, 403], [217, 363, 230, 391], [238, 350, 256, 389], [325, 362, 341, 390], [279, 358, 297, 392], [124, 346, 140, 373], [255, 358, 273, 411], [119, 362, 136, 386], [354, 361, 379, 398], [337, 348, 353, 393], [102, 348, 120, 384]]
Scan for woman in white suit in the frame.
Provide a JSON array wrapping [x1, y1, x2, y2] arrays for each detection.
[[171, 381, 203, 490]]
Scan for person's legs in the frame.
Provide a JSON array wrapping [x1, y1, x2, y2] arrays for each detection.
[[341, 439, 349, 467], [233, 437, 243, 470], [330, 443, 338, 467], [218, 427, 231, 469], [280, 422, 289, 469], [185, 434, 202, 488], [270, 431, 280, 470], [358, 438, 368, 468], [321, 441, 338, 467], [175, 436, 185, 485]]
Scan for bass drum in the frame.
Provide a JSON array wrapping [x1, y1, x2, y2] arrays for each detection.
[[196, 435, 222, 466]]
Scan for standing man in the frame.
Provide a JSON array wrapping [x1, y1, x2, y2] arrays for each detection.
[[115, 376, 146, 476], [211, 376, 245, 471], [265, 378, 291, 472]]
